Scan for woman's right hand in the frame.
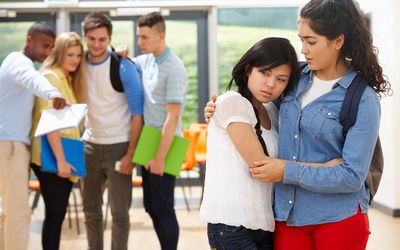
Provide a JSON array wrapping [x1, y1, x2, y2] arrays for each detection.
[[57, 159, 76, 179], [204, 95, 217, 123]]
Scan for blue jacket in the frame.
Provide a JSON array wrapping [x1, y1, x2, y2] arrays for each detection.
[[274, 66, 380, 226]]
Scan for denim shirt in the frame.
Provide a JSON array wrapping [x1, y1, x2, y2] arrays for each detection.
[[274, 66, 380, 226]]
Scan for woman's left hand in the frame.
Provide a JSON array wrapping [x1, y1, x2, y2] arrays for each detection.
[[249, 157, 285, 183]]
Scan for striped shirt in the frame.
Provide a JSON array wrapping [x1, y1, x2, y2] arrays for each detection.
[[134, 48, 188, 134]]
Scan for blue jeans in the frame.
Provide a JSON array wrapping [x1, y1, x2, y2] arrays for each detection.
[[207, 223, 273, 250]]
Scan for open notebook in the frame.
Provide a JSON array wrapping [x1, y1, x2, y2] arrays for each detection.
[[34, 104, 87, 137]]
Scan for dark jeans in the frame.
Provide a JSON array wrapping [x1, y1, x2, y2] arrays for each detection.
[[31, 164, 73, 250], [142, 167, 179, 250], [207, 223, 273, 250]]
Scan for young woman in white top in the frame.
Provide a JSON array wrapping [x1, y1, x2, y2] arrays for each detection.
[[199, 37, 298, 249], [200, 37, 343, 249]]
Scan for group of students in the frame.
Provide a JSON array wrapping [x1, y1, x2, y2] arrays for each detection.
[[201, 0, 391, 250], [0, 11, 187, 250], [0, 0, 393, 249]]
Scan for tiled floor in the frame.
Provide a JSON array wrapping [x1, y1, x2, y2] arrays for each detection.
[[27, 185, 400, 250]]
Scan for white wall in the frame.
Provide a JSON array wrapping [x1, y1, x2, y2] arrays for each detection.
[[359, 0, 400, 211]]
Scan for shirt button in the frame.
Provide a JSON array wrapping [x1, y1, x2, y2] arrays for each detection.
[[294, 134, 298, 139], [289, 200, 293, 204], [292, 156, 296, 160], [327, 112, 332, 116]]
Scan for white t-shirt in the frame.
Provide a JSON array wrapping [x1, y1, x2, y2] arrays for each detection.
[[301, 74, 340, 108], [82, 56, 131, 144], [200, 91, 277, 232]]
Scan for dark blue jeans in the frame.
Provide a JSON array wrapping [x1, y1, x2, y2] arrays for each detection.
[[142, 167, 179, 250], [207, 223, 273, 250]]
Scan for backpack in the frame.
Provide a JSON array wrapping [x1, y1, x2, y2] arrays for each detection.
[[85, 49, 133, 93], [339, 73, 384, 204], [109, 51, 124, 92], [109, 47, 138, 93]]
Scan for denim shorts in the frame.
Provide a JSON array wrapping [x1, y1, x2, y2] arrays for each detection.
[[207, 223, 273, 250]]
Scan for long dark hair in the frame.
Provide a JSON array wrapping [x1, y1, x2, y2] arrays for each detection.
[[300, 0, 391, 96], [226, 37, 299, 155]]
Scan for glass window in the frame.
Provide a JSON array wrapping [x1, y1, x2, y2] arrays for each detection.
[[0, 22, 34, 62], [109, 20, 135, 57], [165, 20, 198, 129], [217, 7, 300, 93]]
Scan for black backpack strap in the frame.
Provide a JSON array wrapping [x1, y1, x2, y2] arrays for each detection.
[[339, 73, 384, 203], [339, 73, 369, 134], [109, 48, 124, 93], [299, 61, 308, 71]]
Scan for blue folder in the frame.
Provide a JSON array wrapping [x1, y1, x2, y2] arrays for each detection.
[[41, 137, 86, 177]]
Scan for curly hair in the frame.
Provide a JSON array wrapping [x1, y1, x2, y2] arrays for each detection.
[[300, 0, 391, 97]]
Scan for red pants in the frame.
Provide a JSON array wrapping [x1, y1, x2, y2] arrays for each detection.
[[274, 209, 370, 250]]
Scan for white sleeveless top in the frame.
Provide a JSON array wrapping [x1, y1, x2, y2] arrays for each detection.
[[200, 91, 278, 231]]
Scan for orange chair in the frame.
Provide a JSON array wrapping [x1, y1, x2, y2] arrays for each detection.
[[189, 123, 208, 132], [132, 175, 143, 186], [190, 124, 208, 204], [193, 124, 207, 164], [179, 129, 200, 211], [182, 129, 200, 171], [28, 179, 41, 212]]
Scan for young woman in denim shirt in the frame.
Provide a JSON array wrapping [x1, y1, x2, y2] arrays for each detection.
[[205, 0, 391, 249], [250, 0, 391, 249]]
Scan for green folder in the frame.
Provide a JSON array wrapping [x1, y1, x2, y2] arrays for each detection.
[[132, 125, 190, 176]]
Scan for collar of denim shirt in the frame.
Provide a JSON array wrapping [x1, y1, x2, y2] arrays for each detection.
[[301, 64, 359, 90]]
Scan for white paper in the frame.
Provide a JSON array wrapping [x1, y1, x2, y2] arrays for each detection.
[[34, 104, 88, 137]]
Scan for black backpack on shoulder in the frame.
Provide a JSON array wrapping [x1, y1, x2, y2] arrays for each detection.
[[109, 51, 125, 92], [339, 73, 384, 204], [109, 47, 138, 93]]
